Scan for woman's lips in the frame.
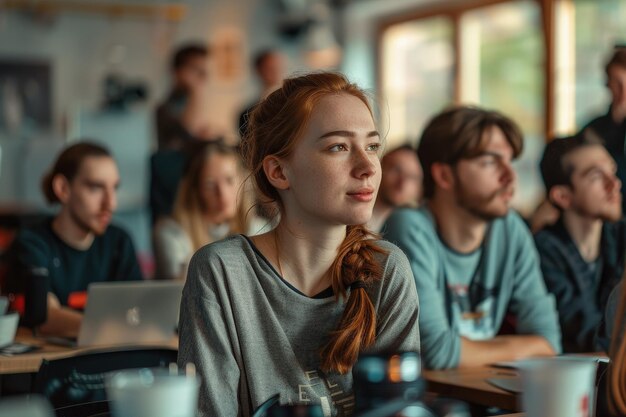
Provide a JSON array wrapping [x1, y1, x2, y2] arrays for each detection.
[[347, 189, 374, 202]]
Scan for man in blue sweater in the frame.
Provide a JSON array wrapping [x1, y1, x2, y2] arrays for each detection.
[[385, 106, 561, 369]]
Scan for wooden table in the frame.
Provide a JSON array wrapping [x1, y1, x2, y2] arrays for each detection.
[[0, 328, 178, 375], [423, 366, 520, 411]]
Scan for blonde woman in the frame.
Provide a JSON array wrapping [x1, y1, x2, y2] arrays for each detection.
[[153, 142, 262, 280]]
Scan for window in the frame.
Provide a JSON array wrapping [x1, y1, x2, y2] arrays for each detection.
[[380, 17, 453, 145], [378, 0, 626, 216]]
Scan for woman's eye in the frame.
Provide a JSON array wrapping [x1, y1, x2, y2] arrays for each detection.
[[367, 143, 381, 152], [329, 144, 348, 152]]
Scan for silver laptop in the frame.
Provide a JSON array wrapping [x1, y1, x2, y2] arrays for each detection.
[[77, 281, 183, 347]]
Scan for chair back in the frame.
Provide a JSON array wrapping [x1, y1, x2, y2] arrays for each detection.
[[149, 150, 186, 224], [54, 400, 110, 417], [32, 347, 178, 409]]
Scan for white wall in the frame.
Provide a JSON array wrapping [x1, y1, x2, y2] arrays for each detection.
[[0, 0, 302, 140], [0, 0, 303, 257]]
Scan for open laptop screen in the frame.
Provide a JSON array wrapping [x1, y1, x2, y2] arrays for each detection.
[[77, 281, 183, 347]]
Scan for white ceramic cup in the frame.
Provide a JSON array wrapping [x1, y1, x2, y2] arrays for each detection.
[[519, 357, 597, 417], [106, 366, 200, 417], [0, 312, 19, 348]]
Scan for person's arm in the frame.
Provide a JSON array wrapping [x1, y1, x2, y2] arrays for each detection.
[[180, 88, 211, 139], [372, 244, 420, 353], [177, 251, 240, 417], [37, 293, 82, 338], [459, 335, 554, 367], [384, 209, 461, 369], [113, 229, 143, 281], [506, 216, 562, 355], [9, 230, 51, 327], [529, 199, 559, 233], [535, 234, 600, 352], [153, 221, 188, 280]]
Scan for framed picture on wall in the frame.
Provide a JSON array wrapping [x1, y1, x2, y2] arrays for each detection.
[[0, 59, 52, 133]]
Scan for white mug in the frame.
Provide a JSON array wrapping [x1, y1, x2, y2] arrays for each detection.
[[107, 366, 200, 417], [519, 357, 597, 417]]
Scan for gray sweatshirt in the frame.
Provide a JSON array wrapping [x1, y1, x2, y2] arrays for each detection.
[[178, 235, 420, 417]]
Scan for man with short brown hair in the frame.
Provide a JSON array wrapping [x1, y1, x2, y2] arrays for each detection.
[[385, 106, 561, 369], [6, 142, 142, 338], [156, 43, 214, 150]]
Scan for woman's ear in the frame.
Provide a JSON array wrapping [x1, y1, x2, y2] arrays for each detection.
[[262, 156, 290, 190], [51, 174, 71, 204]]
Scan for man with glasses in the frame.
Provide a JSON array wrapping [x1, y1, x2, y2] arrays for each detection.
[[535, 132, 625, 353], [385, 106, 561, 370]]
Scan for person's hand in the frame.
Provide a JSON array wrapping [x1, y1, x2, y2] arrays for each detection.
[[611, 101, 626, 124], [196, 124, 219, 141]]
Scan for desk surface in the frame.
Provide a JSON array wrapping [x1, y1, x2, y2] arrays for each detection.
[[4, 329, 520, 412], [423, 367, 520, 411], [0, 328, 178, 375]]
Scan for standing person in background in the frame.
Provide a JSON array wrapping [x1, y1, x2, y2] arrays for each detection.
[[178, 72, 419, 417], [367, 145, 422, 232], [238, 49, 286, 138], [584, 48, 626, 214], [535, 132, 625, 353], [153, 142, 263, 280], [5, 142, 142, 338], [385, 106, 561, 370], [156, 43, 218, 150]]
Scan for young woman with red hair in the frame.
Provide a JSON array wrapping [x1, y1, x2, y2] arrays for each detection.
[[177, 72, 420, 417]]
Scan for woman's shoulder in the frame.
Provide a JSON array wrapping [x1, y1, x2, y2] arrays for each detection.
[[193, 234, 250, 261], [372, 239, 411, 275], [185, 235, 254, 292], [369, 239, 417, 303], [154, 217, 185, 236]]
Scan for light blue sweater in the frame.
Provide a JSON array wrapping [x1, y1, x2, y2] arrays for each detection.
[[384, 207, 561, 369]]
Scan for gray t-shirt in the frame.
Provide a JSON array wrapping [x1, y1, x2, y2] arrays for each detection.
[[178, 235, 420, 417]]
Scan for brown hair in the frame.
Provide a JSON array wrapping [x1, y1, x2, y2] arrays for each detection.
[[417, 106, 524, 199], [539, 130, 604, 195], [241, 72, 388, 374], [172, 43, 209, 71], [609, 281, 626, 414], [172, 142, 250, 251], [605, 48, 626, 77], [41, 141, 112, 204]]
